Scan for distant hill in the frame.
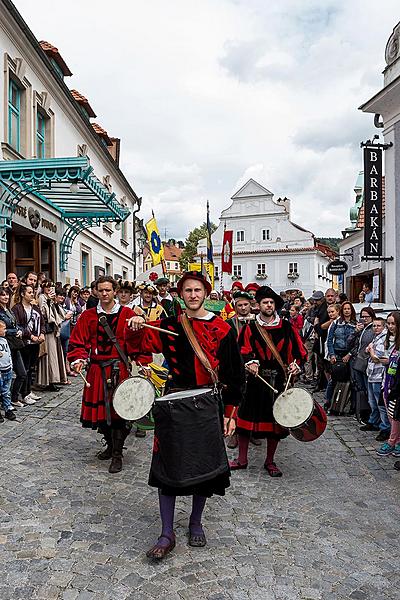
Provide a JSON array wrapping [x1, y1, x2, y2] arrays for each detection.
[[316, 237, 341, 253]]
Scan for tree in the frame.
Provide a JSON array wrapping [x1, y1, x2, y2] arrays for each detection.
[[180, 221, 217, 270]]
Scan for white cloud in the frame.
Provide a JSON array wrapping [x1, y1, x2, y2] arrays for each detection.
[[13, 0, 400, 239]]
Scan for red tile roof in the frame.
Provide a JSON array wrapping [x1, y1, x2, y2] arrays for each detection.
[[91, 122, 112, 145], [70, 89, 97, 118], [163, 244, 183, 261], [39, 41, 72, 76]]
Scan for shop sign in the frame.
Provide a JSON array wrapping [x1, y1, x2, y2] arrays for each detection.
[[327, 260, 348, 275], [14, 204, 57, 234], [363, 147, 383, 258]]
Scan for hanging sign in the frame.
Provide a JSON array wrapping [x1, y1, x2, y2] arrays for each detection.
[[327, 260, 348, 275], [363, 147, 383, 258]]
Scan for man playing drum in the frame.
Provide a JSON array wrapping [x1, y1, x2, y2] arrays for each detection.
[[128, 271, 244, 560], [68, 276, 137, 474], [230, 285, 306, 477]]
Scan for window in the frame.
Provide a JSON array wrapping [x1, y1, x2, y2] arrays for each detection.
[[233, 265, 242, 277], [8, 80, 21, 151], [236, 230, 245, 242], [105, 259, 112, 276], [120, 219, 127, 242], [257, 263, 266, 276], [36, 110, 46, 158], [289, 262, 298, 274], [262, 229, 271, 241], [122, 268, 128, 279], [81, 251, 89, 287], [166, 261, 171, 269], [175, 262, 179, 270]]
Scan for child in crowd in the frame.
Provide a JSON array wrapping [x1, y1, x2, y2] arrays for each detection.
[[289, 304, 304, 332], [0, 319, 16, 421]]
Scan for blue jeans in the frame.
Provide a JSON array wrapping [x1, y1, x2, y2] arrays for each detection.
[[367, 382, 391, 431], [0, 368, 13, 411]]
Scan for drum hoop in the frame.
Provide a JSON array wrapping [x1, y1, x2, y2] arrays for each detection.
[[273, 388, 314, 428], [155, 387, 214, 402], [113, 375, 156, 395]]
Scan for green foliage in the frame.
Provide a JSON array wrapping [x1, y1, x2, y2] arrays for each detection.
[[179, 221, 217, 270], [316, 237, 341, 253]]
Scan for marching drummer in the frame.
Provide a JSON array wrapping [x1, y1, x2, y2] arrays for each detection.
[[230, 285, 306, 477], [128, 271, 244, 560], [68, 275, 138, 474]]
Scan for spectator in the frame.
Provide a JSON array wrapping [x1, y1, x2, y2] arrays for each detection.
[[289, 305, 304, 332], [349, 307, 376, 415], [358, 291, 366, 304], [64, 286, 82, 331], [0, 319, 16, 421], [37, 280, 68, 391], [362, 283, 374, 304], [209, 290, 220, 301], [0, 286, 28, 409], [6, 272, 18, 293], [362, 317, 391, 440], [376, 311, 400, 458], [311, 289, 336, 392], [78, 287, 91, 311], [326, 302, 356, 410], [338, 292, 348, 303], [12, 284, 44, 404], [301, 301, 316, 384], [85, 280, 99, 309], [54, 288, 74, 377]]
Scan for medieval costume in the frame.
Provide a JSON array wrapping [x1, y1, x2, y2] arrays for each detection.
[[231, 286, 306, 476], [67, 303, 136, 473], [128, 270, 244, 559], [155, 277, 182, 318], [226, 291, 255, 336]]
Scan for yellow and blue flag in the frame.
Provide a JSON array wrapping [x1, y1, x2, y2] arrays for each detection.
[[206, 200, 214, 264], [145, 214, 164, 266]]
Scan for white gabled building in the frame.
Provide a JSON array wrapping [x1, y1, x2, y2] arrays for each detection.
[[197, 179, 335, 297]]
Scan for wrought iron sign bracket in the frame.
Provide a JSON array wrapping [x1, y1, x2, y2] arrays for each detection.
[[360, 137, 393, 151], [361, 255, 394, 262]]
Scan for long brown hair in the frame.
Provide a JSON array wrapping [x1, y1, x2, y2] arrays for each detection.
[[339, 301, 356, 322], [385, 311, 400, 350]]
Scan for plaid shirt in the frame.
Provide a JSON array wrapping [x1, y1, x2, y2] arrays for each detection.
[[366, 330, 387, 383]]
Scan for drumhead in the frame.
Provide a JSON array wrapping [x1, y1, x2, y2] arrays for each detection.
[[157, 388, 213, 401], [273, 387, 314, 428], [113, 376, 155, 421]]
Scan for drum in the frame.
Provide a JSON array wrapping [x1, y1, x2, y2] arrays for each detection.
[[112, 376, 155, 421], [273, 387, 327, 442], [150, 388, 229, 488]]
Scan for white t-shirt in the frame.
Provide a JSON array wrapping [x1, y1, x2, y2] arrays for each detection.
[[24, 305, 41, 343], [0, 337, 12, 370]]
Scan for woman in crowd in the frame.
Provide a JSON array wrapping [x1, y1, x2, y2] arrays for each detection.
[[349, 306, 376, 416], [289, 304, 304, 332], [12, 284, 45, 404], [116, 280, 135, 308], [78, 287, 91, 311], [326, 302, 357, 411], [64, 286, 82, 332], [376, 311, 400, 459], [0, 286, 29, 409], [37, 280, 68, 391]]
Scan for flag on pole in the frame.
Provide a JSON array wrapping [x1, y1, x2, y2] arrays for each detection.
[[206, 200, 214, 265], [222, 228, 233, 274], [145, 214, 164, 266]]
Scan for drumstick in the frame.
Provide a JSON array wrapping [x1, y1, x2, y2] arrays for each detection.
[[78, 371, 91, 388], [226, 406, 237, 437], [127, 320, 179, 337], [245, 365, 278, 394], [284, 360, 298, 392]]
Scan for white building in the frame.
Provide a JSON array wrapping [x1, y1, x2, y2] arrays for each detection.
[[197, 179, 335, 297], [0, 1, 143, 285]]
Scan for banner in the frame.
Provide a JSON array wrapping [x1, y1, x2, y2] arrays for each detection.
[[206, 201, 214, 264], [188, 261, 214, 289], [363, 147, 383, 258], [221, 230, 233, 273], [145, 216, 164, 266]]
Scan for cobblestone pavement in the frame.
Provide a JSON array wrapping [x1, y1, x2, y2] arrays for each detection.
[[1, 381, 399, 600]]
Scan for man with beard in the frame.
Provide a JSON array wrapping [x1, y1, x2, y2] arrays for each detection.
[[311, 288, 337, 392], [226, 290, 254, 336], [230, 286, 306, 477], [128, 271, 244, 560]]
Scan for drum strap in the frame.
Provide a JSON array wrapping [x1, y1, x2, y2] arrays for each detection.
[[255, 322, 287, 376], [98, 314, 130, 371], [181, 314, 219, 385]]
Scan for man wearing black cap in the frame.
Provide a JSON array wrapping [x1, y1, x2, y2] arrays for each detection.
[[230, 285, 306, 477], [155, 277, 181, 317], [226, 290, 254, 336], [128, 271, 244, 560]]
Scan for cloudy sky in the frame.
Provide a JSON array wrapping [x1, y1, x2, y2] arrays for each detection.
[[14, 0, 400, 240]]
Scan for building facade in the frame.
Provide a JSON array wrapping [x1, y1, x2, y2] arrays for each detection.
[[358, 21, 400, 304], [197, 179, 335, 298], [0, 0, 142, 285]]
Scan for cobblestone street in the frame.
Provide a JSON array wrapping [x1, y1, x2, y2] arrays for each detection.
[[1, 380, 399, 600]]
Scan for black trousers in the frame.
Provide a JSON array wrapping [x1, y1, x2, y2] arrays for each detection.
[[10, 349, 27, 402], [20, 344, 40, 397]]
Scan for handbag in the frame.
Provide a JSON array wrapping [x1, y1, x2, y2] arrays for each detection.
[[6, 335, 25, 351], [331, 360, 350, 382], [38, 338, 47, 358], [353, 355, 369, 373], [44, 322, 55, 334]]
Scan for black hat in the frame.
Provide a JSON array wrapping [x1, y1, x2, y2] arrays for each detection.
[[117, 279, 135, 293], [177, 271, 212, 296], [137, 282, 157, 295], [233, 290, 253, 302], [155, 277, 169, 286], [255, 286, 284, 310]]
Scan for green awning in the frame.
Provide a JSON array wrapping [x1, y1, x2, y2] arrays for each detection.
[[0, 156, 130, 270]]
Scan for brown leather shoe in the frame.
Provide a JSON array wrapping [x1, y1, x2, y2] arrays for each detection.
[[146, 535, 176, 560]]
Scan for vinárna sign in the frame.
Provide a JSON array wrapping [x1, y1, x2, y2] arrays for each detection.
[[363, 147, 383, 258]]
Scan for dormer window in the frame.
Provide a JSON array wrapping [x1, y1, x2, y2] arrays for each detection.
[[262, 228, 271, 241], [236, 230, 245, 242]]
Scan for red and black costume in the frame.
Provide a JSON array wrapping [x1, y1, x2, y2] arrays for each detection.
[[237, 317, 306, 439], [128, 312, 244, 496], [67, 304, 136, 471]]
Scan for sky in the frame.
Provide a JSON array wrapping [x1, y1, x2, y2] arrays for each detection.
[[14, 0, 400, 241]]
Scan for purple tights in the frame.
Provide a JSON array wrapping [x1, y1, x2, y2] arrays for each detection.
[[158, 492, 207, 544]]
